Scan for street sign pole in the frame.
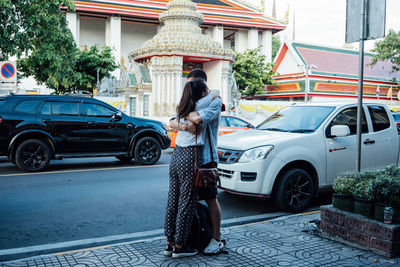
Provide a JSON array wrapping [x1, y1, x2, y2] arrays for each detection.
[[356, 0, 367, 173]]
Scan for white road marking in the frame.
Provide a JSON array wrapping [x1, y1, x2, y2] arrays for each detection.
[[0, 164, 169, 177]]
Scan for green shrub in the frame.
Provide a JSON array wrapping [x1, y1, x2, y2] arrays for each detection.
[[352, 180, 373, 200], [370, 174, 400, 204], [381, 165, 400, 179], [333, 166, 400, 203], [333, 174, 357, 195]]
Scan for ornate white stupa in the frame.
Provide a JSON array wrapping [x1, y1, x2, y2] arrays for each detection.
[[130, 0, 235, 117]]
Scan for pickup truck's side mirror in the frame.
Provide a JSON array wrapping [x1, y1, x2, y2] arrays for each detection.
[[330, 125, 350, 137]]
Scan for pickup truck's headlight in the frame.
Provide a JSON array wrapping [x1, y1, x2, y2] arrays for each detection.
[[238, 145, 274, 163]]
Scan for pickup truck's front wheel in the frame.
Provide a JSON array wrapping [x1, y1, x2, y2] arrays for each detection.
[[275, 168, 314, 212]]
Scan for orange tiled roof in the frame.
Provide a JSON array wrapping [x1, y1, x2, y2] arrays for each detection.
[[73, 0, 286, 32]]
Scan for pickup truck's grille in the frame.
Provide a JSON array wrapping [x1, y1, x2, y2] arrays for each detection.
[[218, 168, 234, 179], [217, 148, 243, 164]]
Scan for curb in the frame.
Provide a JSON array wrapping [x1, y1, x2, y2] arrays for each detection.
[[0, 211, 291, 262]]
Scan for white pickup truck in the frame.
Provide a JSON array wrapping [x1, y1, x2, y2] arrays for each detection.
[[217, 102, 399, 212]]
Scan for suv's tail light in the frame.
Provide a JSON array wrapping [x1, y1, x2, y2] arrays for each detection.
[[396, 122, 399, 126], [0, 117, 2, 123]]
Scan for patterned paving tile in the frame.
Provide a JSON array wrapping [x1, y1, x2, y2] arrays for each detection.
[[1, 213, 399, 267]]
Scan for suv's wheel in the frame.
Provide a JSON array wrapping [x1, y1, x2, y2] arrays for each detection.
[[15, 139, 51, 172], [274, 168, 314, 212], [134, 137, 161, 165]]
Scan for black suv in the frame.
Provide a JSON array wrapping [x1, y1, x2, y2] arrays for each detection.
[[0, 94, 170, 172]]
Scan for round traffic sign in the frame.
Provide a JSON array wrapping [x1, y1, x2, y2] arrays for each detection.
[[1, 63, 16, 79]]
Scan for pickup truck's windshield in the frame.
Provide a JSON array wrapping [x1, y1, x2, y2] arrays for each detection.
[[257, 106, 335, 133]]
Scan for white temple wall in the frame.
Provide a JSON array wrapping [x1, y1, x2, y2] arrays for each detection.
[[121, 22, 157, 68], [224, 39, 232, 50], [277, 49, 303, 75], [79, 17, 106, 49], [105, 16, 121, 64], [66, 12, 80, 46], [203, 60, 231, 105]]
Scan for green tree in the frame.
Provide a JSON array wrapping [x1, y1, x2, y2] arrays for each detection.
[[371, 29, 400, 86], [272, 35, 281, 60], [19, 45, 118, 94], [1, 1, 117, 94], [0, 0, 75, 60], [233, 47, 278, 96], [73, 46, 118, 93]]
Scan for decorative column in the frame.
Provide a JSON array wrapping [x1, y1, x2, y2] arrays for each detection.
[[234, 30, 247, 53], [247, 28, 259, 50], [150, 56, 182, 117], [262, 30, 273, 62], [106, 16, 121, 76], [213, 25, 224, 46], [221, 61, 232, 106], [66, 12, 80, 46]]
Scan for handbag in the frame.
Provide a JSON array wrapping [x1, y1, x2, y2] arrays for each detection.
[[194, 127, 219, 188]]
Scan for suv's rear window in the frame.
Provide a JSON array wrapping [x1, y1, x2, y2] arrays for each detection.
[[41, 101, 79, 116], [14, 100, 42, 113]]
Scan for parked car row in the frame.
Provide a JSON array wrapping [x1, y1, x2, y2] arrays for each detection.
[[168, 115, 254, 147], [0, 94, 170, 172]]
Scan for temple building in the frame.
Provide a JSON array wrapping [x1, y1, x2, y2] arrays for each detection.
[[254, 41, 399, 104], [64, 0, 286, 118]]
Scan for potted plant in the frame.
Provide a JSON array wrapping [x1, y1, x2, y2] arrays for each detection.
[[370, 172, 400, 222], [371, 174, 389, 222], [332, 174, 357, 212], [352, 179, 374, 218]]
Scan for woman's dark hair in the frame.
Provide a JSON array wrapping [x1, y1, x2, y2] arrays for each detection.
[[176, 78, 208, 119]]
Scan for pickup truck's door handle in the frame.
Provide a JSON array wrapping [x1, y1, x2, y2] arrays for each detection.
[[363, 139, 375, 145]]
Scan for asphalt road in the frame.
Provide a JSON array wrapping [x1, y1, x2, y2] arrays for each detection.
[[0, 150, 331, 250]]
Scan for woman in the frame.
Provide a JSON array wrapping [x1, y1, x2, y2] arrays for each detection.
[[164, 78, 210, 259]]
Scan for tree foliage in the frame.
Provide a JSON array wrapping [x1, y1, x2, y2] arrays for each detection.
[[371, 29, 400, 81], [233, 47, 278, 96], [0, 0, 75, 60], [19, 45, 118, 94], [73, 46, 118, 93], [272, 35, 281, 60], [1, 1, 117, 94]]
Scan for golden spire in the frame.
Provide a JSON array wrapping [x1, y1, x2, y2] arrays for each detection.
[[284, 4, 290, 24], [292, 11, 296, 40], [121, 56, 127, 70], [272, 0, 276, 18]]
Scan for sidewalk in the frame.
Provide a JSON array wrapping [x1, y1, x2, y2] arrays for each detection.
[[1, 211, 399, 267]]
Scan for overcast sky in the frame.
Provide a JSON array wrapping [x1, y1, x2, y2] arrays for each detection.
[[251, 0, 400, 51]]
